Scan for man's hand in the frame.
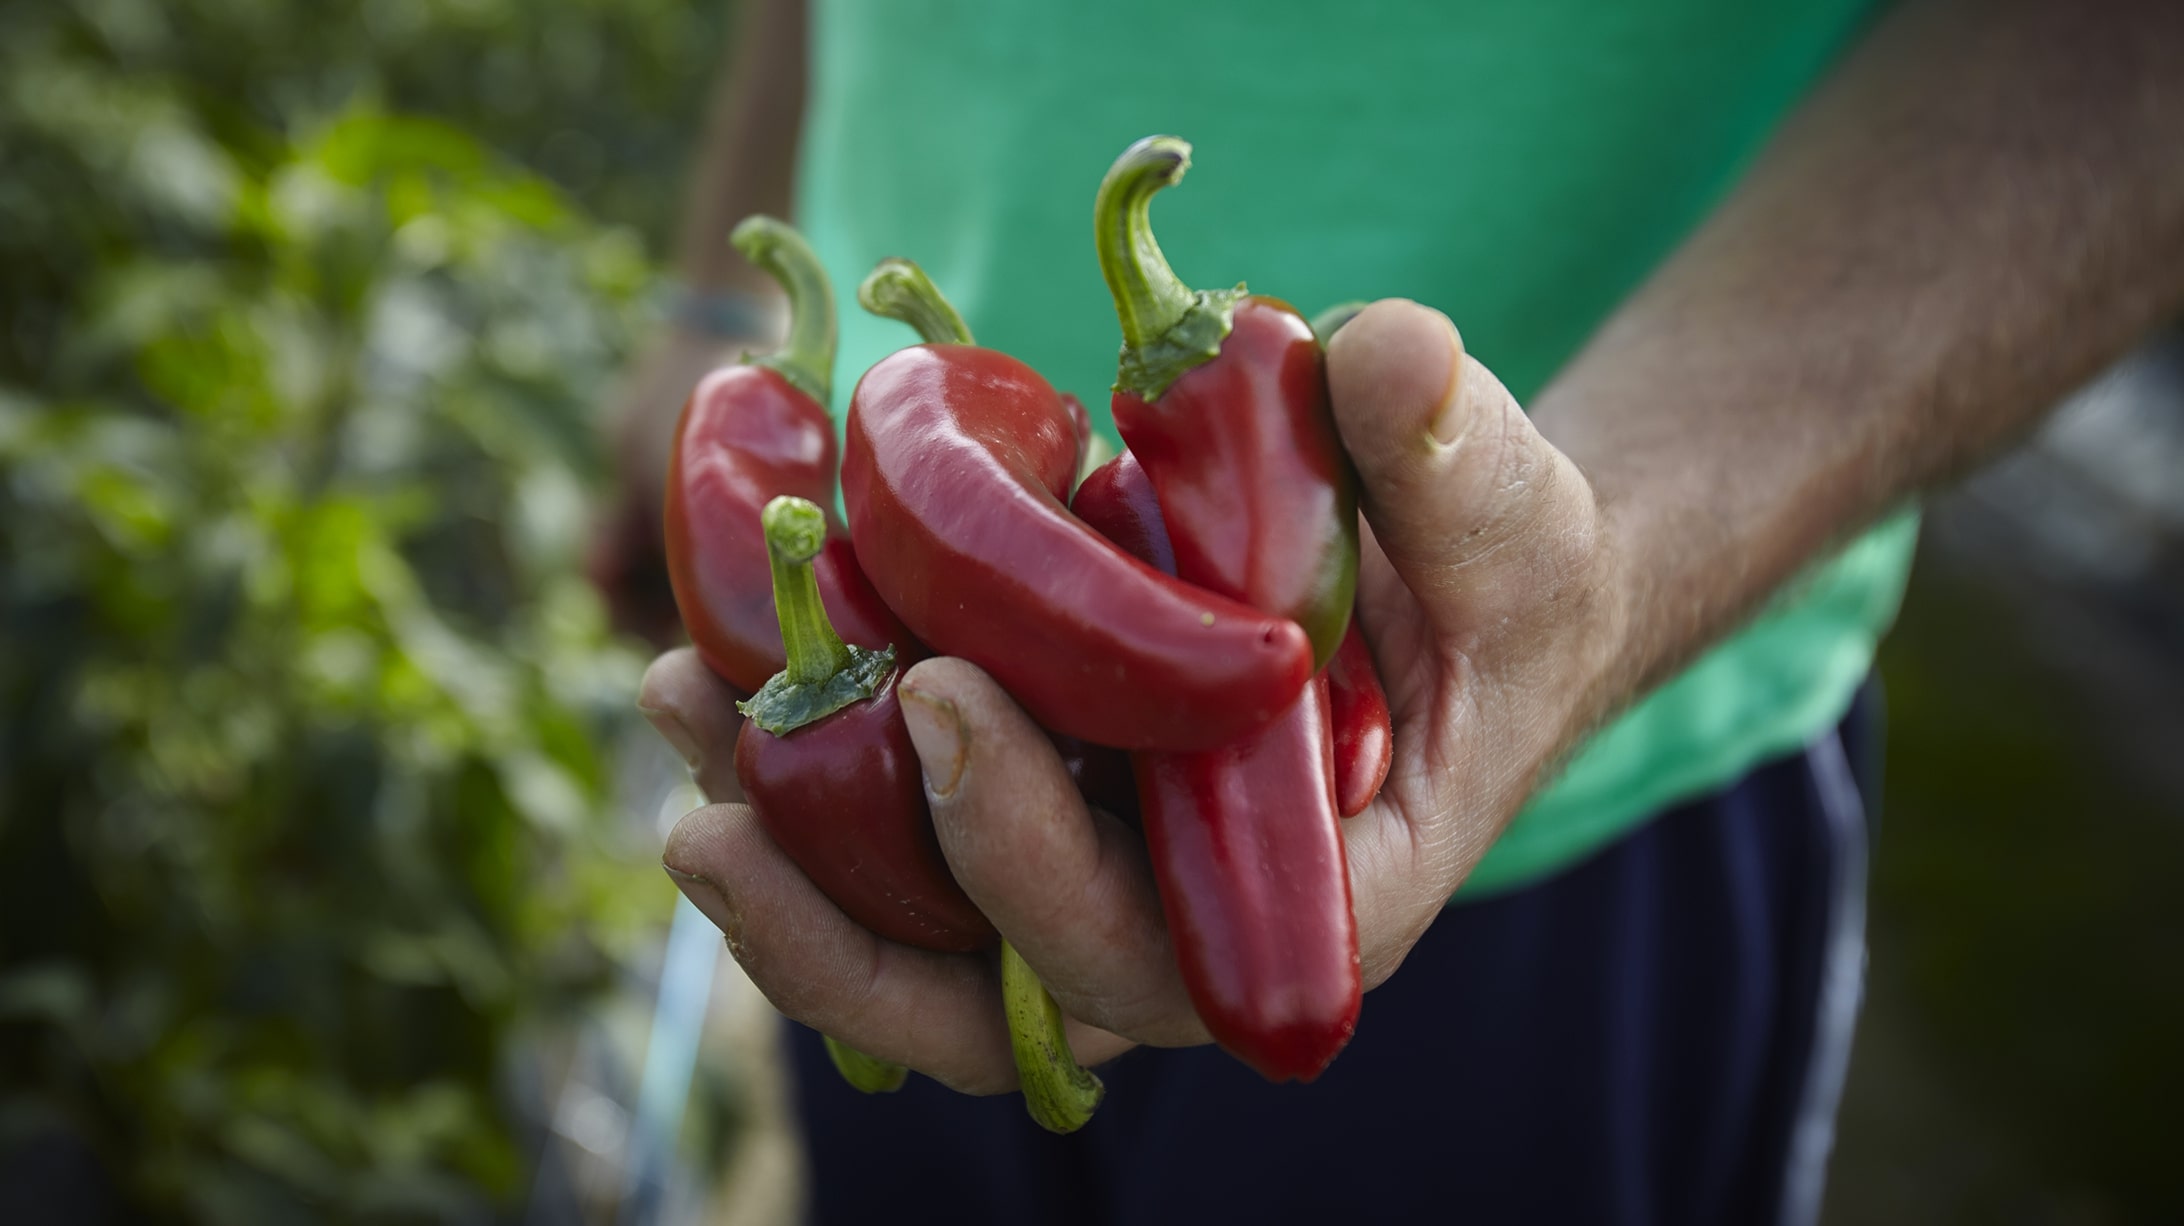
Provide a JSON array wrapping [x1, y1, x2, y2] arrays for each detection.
[[642, 299, 1630, 1091], [635, 0, 2184, 1096]]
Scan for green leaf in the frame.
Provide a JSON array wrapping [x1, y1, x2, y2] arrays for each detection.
[[738, 645, 898, 737]]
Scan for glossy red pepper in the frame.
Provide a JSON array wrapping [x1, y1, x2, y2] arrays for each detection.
[[734, 501, 992, 955], [1073, 451, 1361, 1083], [1076, 452, 1392, 818], [735, 496, 1103, 1129], [739, 661, 990, 950], [841, 259, 1315, 752], [1326, 619, 1394, 817], [663, 216, 912, 694], [1097, 136, 1360, 670], [1060, 392, 1093, 482]]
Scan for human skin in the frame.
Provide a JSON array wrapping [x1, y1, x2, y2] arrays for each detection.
[[637, 0, 2184, 1092], [590, 0, 811, 647]]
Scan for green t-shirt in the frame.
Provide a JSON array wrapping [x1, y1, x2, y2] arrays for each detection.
[[797, 0, 1915, 896]]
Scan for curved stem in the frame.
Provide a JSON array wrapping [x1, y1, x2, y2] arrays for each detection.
[[762, 496, 850, 685], [857, 257, 974, 345], [1094, 135, 1197, 351], [732, 215, 837, 405], [1094, 137, 1246, 401], [823, 1035, 908, 1094], [1001, 941, 1104, 1134], [739, 497, 896, 735]]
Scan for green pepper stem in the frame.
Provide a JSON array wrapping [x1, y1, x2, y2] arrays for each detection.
[[823, 1035, 908, 1094], [762, 496, 851, 686], [1094, 135, 1197, 352], [1001, 941, 1104, 1134], [732, 216, 837, 405], [857, 258, 973, 346], [1094, 137, 1246, 402]]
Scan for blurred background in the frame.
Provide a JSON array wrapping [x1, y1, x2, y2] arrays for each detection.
[[0, 2, 2177, 1223]]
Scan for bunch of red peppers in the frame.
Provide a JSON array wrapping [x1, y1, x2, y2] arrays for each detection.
[[661, 138, 1395, 1133]]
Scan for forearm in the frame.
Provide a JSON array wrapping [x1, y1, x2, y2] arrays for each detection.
[[672, 0, 809, 295], [1533, 0, 2184, 711]]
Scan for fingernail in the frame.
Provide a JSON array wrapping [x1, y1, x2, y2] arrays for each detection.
[[638, 701, 702, 770], [897, 684, 968, 799], [663, 863, 743, 949], [1427, 325, 1470, 447]]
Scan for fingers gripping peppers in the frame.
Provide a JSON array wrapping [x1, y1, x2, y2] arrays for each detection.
[[735, 497, 1102, 1128], [664, 216, 912, 694], [1097, 136, 1361, 671], [1073, 452, 1361, 1082], [842, 258, 1316, 752]]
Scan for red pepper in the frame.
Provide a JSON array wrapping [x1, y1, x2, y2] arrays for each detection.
[[734, 501, 992, 955], [664, 216, 912, 694], [1326, 619, 1394, 817], [736, 496, 1103, 1130], [1060, 392, 1093, 484], [1076, 453, 1392, 818], [1090, 136, 1369, 1079], [1073, 451, 1361, 1083], [841, 258, 1315, 752], [1097, 136, 1360, 670]]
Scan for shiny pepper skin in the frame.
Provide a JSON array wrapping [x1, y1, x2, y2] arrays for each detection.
[[735, 667, 995, 953], [1326, 618, 1393, 817], [1074, 450, 1362, 1082], [842, 344, 1315, 752], [665, 364, 914, 693], [1111, 297, 1360, 667]]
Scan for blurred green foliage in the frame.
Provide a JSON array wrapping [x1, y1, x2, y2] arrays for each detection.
[[0, 0, 726, 1218]]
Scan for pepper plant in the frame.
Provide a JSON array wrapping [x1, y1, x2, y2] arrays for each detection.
[[0, 3, 717, 1216]]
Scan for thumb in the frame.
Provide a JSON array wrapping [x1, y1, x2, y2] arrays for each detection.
[[1325, 300, 1599, 637]]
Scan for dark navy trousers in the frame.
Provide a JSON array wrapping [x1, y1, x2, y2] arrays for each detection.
[[786, 692, 1877, 1226]]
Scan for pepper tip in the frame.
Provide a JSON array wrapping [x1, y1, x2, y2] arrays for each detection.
[[1109, 134, 1193, 193], [760, 495, 828, 566], [728, 214, 785, 261]]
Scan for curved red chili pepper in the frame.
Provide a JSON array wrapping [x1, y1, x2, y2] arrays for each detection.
[[735, 496, 1102, 1130], [1133, 680, 1355, 1083], [1097, 137, 1360, 670], [739, 667, 993, 950], [733, 500, 992, 954], [1073, 451, 1361, 1083], [1326, 619, 1393, 817], [842, 259, 1315, 752], [1069, 451, 1177, 578], [1060, 392, 1093, 483], [1077, 452, 1391, 818], [663, 217, 912, 694]]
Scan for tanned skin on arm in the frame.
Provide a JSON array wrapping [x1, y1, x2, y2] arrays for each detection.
[[1531, 0, 2184, 728]]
